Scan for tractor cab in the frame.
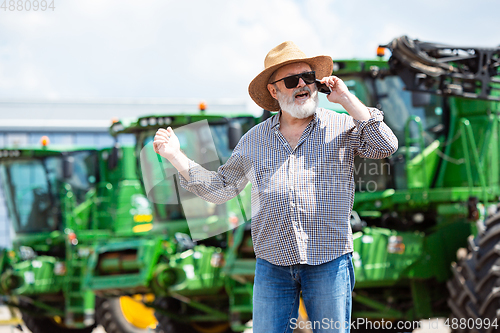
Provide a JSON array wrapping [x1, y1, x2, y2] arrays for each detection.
[[110, 109, 260, 244], [0, 147, 98, 251], [328, 59, 446, 193]]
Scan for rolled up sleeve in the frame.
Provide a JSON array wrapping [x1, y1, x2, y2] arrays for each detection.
[[350, 107, 398, 159], [178, 145, 249, 205]]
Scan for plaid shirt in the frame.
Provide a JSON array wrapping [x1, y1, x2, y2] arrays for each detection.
[[179, 107, 398, 266]]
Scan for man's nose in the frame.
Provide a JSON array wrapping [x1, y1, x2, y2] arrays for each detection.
[[297, 77, 307, 87]]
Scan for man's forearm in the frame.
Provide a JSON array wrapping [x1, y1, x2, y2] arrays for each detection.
[[175, 151, 249, 205], [338, 92, 371, 121], [168, 150, 191, 181]]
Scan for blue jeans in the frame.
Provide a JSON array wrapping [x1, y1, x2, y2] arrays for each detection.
[[252, 252, 355, 333]]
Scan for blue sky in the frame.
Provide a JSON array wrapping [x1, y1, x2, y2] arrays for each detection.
[[0, 0, 498, 112]]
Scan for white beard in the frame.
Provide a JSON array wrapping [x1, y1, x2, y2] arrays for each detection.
[[276, 85, 318, 119]]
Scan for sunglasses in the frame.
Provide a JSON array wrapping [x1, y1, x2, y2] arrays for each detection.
[[270, 71, 316, 89]]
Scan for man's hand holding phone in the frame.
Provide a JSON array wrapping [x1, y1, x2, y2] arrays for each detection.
[[318, 76, 371, 121], [318, 76, 351, 104], [315, 79, 331, 94]]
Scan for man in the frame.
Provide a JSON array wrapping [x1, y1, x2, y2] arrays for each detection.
[[153, 41, 398, 333]]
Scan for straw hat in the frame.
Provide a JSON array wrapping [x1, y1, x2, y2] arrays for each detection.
[[248, 41, 333, 111]]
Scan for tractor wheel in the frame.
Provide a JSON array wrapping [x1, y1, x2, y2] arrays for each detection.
[[21, 312, 95, 333], [446, 211, 500, 333], [154, 297, 234, 333], [95, 296, 157, 333]]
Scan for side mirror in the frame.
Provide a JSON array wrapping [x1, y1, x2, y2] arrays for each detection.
[[62, 156, 74, 179], [108, 143, 120, 170], [228, 121, 243, 150], [411, 91, 431, 107]]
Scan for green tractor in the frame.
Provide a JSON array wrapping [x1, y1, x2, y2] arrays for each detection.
[[0, 142, 159, 333], [330, 36, 500, 331]]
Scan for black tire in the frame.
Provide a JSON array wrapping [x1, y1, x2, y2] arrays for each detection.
[[446, 211, 500, 333], [154, 297, 234, 333], [95, 297, 154, 333], [154, 297, 196, 333], [21, 312, 95, 333]]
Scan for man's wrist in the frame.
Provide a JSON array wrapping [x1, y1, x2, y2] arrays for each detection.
[[338, 92, 371, 121], [170, 149, 182, 162], [170, 149, 187, 169]]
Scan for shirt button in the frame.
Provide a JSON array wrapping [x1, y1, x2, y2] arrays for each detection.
[[290, 202, 295, 207]]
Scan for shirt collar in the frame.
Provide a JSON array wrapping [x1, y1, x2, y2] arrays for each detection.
[[270, 109, 319, 129]]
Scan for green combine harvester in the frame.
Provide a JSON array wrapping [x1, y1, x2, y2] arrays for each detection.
[[0, 142, 162, 333], [333, 36, 500, 332], [0, 145, 104, 332]]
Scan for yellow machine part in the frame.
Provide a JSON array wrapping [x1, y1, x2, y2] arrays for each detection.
[[117, 294, 308, 332], [299, 296, 309, 321], [119, 295, 157, 329]]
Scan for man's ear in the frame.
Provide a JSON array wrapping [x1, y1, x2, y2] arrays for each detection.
[[267, 83, 278, 100]]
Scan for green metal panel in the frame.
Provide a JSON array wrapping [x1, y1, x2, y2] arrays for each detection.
[[10, 257, 64, 295], [84, 237, 161, 292], [436, 97, 500, 190], [406, 140, 441, 189], [166, 245, 225, 296], [352, 227, 424, 287]]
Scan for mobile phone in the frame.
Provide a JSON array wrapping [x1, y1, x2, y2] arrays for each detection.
[[315, 80, 331, 94]]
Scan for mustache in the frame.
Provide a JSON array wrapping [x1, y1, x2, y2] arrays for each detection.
[[293, 85, 314, 98]]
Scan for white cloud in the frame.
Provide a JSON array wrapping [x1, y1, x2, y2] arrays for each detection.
[[0, 0, 498, 106]]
